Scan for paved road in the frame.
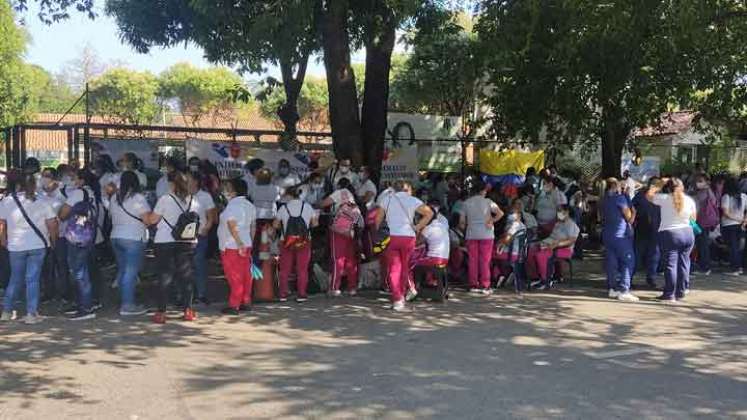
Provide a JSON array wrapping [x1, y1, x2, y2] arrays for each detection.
[[1, 258, 746, 419]]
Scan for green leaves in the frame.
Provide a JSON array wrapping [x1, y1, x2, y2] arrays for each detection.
[[88, 68, 161, 125]]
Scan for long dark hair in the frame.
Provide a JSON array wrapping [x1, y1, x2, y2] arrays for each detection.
[[117, 171, 141, 205], [724, 177, 741, 209], [168, 170, 190, 201], [17, 173, 38, 201]]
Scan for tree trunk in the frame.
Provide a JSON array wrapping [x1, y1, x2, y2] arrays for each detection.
[[277, 54, 309, 151], [321, 0, 363, 165], [600, 106, 632, 178], [361, 8, 396, 185]]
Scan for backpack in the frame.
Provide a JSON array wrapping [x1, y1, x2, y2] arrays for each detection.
[[697, 191, 720, 229], [330, 201, 363, 238], [165, 195, 200, 241], [282, 202, 310, 249], [361, 207, 391, 259], [64, 188, 97, 247]]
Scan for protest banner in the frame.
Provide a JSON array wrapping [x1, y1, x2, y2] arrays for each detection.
[[91, 138, 159, 170], [622, 156, 660, 182], [381, 139, 419, 183]]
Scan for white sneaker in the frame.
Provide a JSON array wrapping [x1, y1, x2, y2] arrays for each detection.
[[392, 300, 406, 312], [1, 311, 17, 322], [24, 314, 43, 324], [405, 289, 418, 302], [480, 288, 493, 296], [608, 289, 620, 299], [683, 289, 690, 296], [617, 292, 640, 302], [469, 288, 483, 294], [727, 271, 741, 277], [329, 290, 342, 297], [703, 270, 711, 276], [120, 305, 148, 316]]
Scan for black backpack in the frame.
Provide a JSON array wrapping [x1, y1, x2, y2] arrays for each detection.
[[165, 194, 201, 241], [283, 202, 310, 249]]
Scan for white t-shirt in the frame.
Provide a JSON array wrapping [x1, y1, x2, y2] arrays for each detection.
[[379, 192, 424, 237], [251, 184, 281, 220], [0, 194, 56, 252], [153, 194, 203, 243], [155, 175, 170, 198], [356, 179, 377, 208], [274, 173, 302, 203], [721, 194, 747, 227], [422, 214, 450, 259], [194, 190, 216, 233], [276, 199, 316, 237], [108, 193, 151, 241], [653, 193, 696, 232], [535, 188, 568, 224], [218, 197, 257, 250], [459, 195, 500, 240]]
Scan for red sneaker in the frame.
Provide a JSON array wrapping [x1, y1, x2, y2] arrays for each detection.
[[152, 312, 166, 324], [183, 308, 197, 321]]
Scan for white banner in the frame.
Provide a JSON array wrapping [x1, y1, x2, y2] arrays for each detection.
[[381, 140, 419, 184], [91, 139, 159, 170], [622, 156, 661, 183], [185, 139, 334, 180]]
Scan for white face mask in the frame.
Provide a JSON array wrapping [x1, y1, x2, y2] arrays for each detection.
[[312, 181, 324, 189], [696, 181, 707, 189], [189, 164, 199, 172], [339, 166, 350, 174], [61, 176, 74, 187], [557, 212, 567, 221]]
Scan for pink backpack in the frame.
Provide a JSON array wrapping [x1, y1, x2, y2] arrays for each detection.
[[331, 202, 363, 238], [697, 191, 719, 229]]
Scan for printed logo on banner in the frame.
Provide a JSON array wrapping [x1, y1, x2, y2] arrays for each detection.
[[381, 140, 419, 183]]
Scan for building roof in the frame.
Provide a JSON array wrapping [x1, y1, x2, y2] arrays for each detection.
[[634, 111, 698, 137], [20, 112, 330, 152]]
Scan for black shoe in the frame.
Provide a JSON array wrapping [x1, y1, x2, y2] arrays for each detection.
[[91, 303, 103, 312], [238, 304, 252, 312], [69, 310, 96, 321], [196, 297, 210, 306], [221, 307, 240, 315]]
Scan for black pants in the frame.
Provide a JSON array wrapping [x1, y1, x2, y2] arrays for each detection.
[[0, 246, 9, 290], [155, 242, 196, 312]]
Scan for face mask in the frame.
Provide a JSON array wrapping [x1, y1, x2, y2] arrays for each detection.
[[557, 212, 567, 221], [279, 167, 290, 176], [339, 166, 350, 174], [189, 164, 199, 172], [41, 177, 53, 189], [61, 176, 73, 187], [161, 168, 169, 175], [312, 182, 324, 189], [696, 182, 707, 189]]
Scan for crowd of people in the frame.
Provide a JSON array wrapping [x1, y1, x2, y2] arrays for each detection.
[[0, 152, 739, 325]]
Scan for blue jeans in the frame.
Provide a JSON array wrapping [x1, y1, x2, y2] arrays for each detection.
[[659, 227, 695, 299], [694, 228, 712, 272], [604, 236, 635, 293], [3, 248, 46, 315], [112, 238, 145, 309], [193, 235, 209, 299], [635, 235, 660, 285], [53, 238, 71, 300], [721, 224, 742, 271], [67, 244, 93, 312]]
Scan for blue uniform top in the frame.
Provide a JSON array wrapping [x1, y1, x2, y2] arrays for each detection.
[[602, 192, 632, 240], [632, 189, 661, 239]]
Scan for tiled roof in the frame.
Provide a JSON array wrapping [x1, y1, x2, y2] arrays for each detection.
[[21, 112, 331, 151], [634, 111, 698, 137]]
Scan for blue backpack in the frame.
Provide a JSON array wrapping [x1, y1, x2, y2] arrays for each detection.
[[64, 188, 97, 247]]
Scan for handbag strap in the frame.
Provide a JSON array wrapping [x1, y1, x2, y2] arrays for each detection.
[[117, 195, 145, 225], [11, 193, 49, 249]]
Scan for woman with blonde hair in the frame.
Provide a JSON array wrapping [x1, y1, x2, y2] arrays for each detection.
[[646, 178, 697, 302]]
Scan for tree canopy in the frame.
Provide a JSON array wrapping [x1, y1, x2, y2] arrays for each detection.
[[159, 63, 249, 126], [0, 0, 35, 128], [476, 0, 747, 176], [88, 68, 161, 125]]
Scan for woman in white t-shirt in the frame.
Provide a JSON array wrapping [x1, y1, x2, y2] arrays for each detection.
[[458, 179, 504, 295], [274, 186, 319, 302], [319, 178, 363, 296], [218, 178, 257, 314], [188, 172, 217, 305], [646, 178, 697, 302], [719, 177, 746, 275], [375, 180, 434, 311], [413, 200, 450, 288], [146, 171, 203, 323], [534, 176, 568, 236], [0, 173, 58, 324], [356, 166, 378, 209], [105, 171, 151, 316]]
